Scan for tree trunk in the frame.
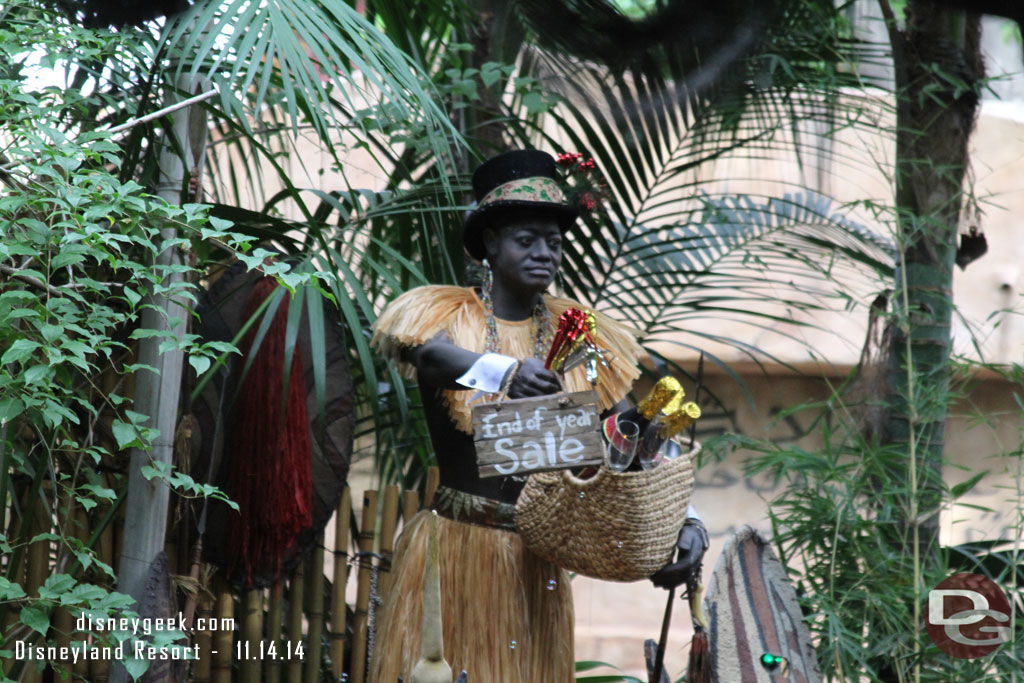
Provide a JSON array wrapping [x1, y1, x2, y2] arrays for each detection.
[[884, 0, 982, 552], [465, 0, 525, 154], [110, 75, 208, 683]]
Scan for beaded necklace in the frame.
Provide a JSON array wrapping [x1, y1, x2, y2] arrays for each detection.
[[480, 260, 553, 359]]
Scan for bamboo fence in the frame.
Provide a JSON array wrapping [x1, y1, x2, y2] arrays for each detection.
[[1, 465, 442, 683]]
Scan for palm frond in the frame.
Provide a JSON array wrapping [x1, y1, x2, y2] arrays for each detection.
[[161, 0, 457, 155], [580, 191, 893, 340], [509, 12, 896, 364]]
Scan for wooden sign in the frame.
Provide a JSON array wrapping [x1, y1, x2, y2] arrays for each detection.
[[472, 390, 606, 478]]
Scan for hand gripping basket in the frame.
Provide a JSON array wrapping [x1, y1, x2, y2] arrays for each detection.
[[514, 441, 698, 582]]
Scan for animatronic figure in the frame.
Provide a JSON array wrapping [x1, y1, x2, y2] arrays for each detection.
[[370, 150, 706, 681]]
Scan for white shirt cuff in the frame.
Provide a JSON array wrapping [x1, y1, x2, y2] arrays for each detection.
[[455, 353, 518, 393], [686, 505, 701, 522]]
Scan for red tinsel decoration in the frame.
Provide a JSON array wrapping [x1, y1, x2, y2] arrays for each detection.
[[227, 276, 314, 587], [545, 307, 588, 370]]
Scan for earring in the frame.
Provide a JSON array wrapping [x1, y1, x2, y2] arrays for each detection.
[[482, 258, 494, 304], [557, 270, 567, 298]]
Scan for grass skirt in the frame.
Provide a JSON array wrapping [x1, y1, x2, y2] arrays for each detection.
[[368, 510, 575, 682]]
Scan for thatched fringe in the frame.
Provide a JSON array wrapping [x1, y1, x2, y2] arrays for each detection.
[[372, 286, 642, 434], [368, 511, 574, 682]]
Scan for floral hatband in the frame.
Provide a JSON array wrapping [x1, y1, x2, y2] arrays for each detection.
[[479, 176, 567, 207]]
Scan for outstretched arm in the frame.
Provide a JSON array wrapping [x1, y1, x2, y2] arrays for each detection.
[[404, 332, 562, 398]]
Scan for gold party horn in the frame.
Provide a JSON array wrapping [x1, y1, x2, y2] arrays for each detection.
[[637, 376, 683, 420], [659, 401, 701, 438]]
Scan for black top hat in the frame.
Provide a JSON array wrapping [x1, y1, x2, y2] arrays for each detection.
[[462, 149, 579, 261]]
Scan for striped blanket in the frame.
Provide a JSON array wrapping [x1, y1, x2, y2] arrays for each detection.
[[703, 526, 822, 683]]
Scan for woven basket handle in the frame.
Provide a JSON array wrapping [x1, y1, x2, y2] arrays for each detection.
[[555, 441, 701, 488]]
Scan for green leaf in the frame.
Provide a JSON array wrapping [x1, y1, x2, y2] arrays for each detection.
[[38, 574, 76, 600], [124, 363, 160, 375], [0, 397, 24, 424], [23, 364, 53, 386], [129, 328, 174, 340], [60, 339, 95, 359], [20, 604, 50, 636], [111, 420, 141, 450], [0, 291, 37, 306], [52, 250, 86, 269], [140, 460, 173, 481], [521, 91, 545, 114], [480, 62, 504, 88], [1, 338, 40, 365], [63, 583, 107, 605], [189, 354, 211, 376], [40, 323, 64, 343], [158, 340, 180, 355], [123, 653, 150, 680], [950, 471, 988, 499], [123, 286, 142, 307], [0, 577, 26, 600], [0, 307, 41, 323], [80, 483, 117, 501], [73, 548, 93, 571], [123, 410, 149, 425]]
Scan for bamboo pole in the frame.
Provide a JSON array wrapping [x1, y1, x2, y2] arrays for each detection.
[[93, 469, 116, 580], [424, 467, 440, 508], [287, 560, 306, 683], [71, 504, 90, 678], [267, 579, 285, 683], [0, 474, 22, 677], [111, 479, 127, 580], [24, 490, 50, 683], [26, 486, 50, 594], [90, 647, 111, 683], [114, 74, 196, 608], [195, 588, 214, 683], [304, 546, 326, 683], [377, 485, 400, 599], [402, 490, 420, 525], [211, 579, 233, 683], [54, 604, 77, 680], [1, 482, 22, 679], [164, 455, 181, 580], [242, 588, 263, 682], [330, 487, 351, 681], [95, 497, 115, 677], [54, 605, 73, 652], [350, 490, 377, 683], [85, 468, 115, 682], [55, 504, 76, 656]]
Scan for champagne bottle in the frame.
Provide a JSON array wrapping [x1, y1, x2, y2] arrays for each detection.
[[635, 399, 701, 470], [606, 375, 682, 435], [601, 376, 683, 470]]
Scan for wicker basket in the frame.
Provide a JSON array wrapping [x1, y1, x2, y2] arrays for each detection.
[[514, 442, 698, 582]]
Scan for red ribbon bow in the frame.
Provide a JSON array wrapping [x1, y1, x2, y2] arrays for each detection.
[[545, 308, 588, 370]]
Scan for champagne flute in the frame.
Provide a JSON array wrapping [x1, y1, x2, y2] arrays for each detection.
[[636, 419, 666, 470], [605, 418, 640, 472], [659, 437, 684, 461]]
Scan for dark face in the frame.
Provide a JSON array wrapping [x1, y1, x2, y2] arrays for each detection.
[[484, 218, 563, 295]]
